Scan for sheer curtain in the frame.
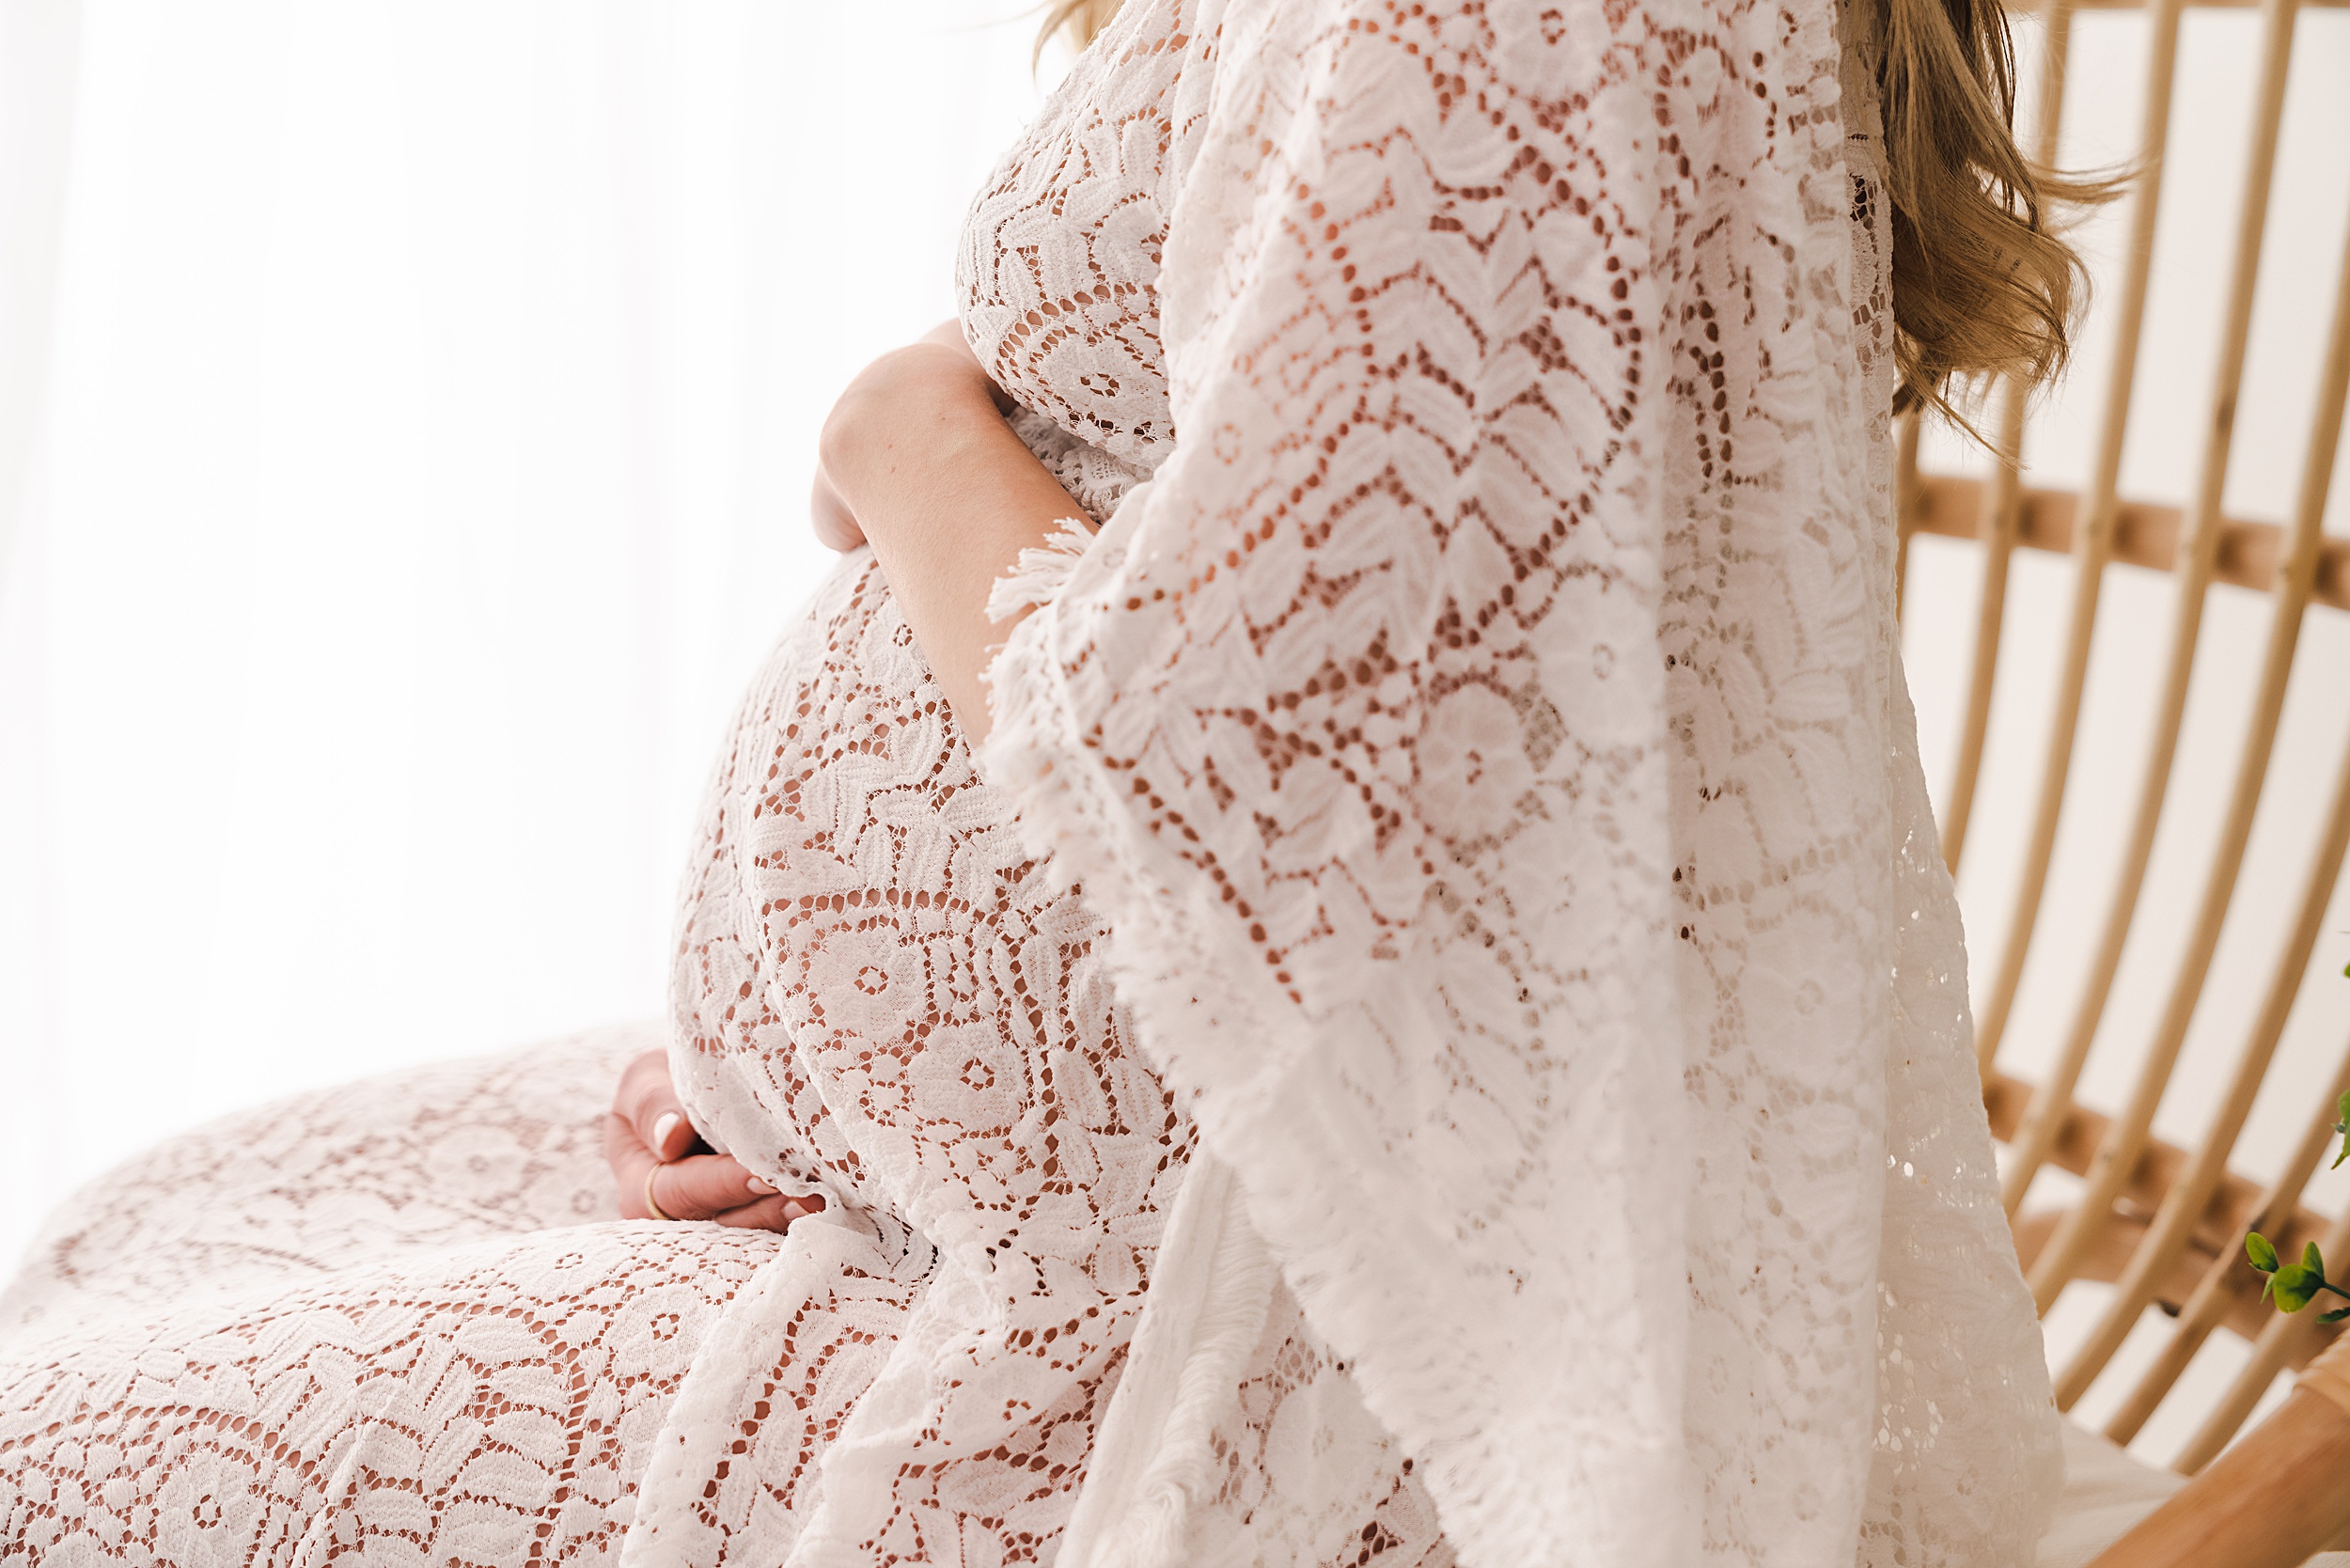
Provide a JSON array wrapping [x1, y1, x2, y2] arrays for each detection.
[[0, 0, 1052, 1264]]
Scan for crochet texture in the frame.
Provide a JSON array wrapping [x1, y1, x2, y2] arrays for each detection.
[[0, 0, 2059, 1562]]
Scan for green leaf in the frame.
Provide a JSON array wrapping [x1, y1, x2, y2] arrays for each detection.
[[2265, 1260, 2322, 1316], [2274, 1265, 2324, 1313], [2321, 1308, 2350, 1325], [2334, 1091, 2350, 1168], [2307, 1241, 2326, 1276], [2248, 1232, 2281, 1272]]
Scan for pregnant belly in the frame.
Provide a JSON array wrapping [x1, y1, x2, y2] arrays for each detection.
[[665, 548, 1166, 1228]]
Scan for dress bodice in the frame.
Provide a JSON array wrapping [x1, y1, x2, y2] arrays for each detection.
[[955, 5, 1202, 478]]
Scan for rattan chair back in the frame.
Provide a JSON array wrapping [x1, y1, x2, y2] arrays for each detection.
[[1895, 0, 2350, 1471]]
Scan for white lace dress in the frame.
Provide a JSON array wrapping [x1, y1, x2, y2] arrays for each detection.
[[0, 1, 2061, 1564]]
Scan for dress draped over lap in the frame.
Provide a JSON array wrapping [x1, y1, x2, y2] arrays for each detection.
[[0, 0, 2060, 1563]]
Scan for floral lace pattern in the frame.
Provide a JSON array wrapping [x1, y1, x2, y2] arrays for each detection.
[[641, 544, 1203, 1564], [0, 1027, 775, 1563], [975, 0, 2061, 1565], [640, 455, 1448, 1566], [0, 0, 2059, 1561]]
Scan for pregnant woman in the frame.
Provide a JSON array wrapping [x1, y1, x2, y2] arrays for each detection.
[[0, 0, 2096, 1561]]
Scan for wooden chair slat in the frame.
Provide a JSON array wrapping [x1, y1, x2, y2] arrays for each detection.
[[1906, 479, 2350, 612], [2049, 175, 2350, 1406], [2051, 740, 2350, 1401], [1970, 0, 2189, 1074], [2166, 745, 2350, 1468], [1938, 0, 2076, 875], [2103, 1024, 2350, 1448], [2177, 1189, 2350, 1473], [2004, 0, 2302, 1294], [1904, 0, 2350, 1468]]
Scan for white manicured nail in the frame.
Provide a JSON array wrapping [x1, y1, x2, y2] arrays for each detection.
[[746, 1177, 777, 1196], [651, 1113, 681, 1157]]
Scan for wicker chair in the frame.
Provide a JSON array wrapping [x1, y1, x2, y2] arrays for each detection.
[[1892, 0, 2350, 1557]]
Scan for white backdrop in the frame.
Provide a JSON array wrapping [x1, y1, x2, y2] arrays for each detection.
[[1, 0, 2348, 1469], [0, 0, 1058, 1260]]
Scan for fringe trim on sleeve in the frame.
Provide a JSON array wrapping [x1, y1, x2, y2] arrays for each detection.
[[985, 518, 1098, 625]]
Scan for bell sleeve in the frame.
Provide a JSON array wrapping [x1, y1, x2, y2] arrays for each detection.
[[979, 5, 1702, 1563]]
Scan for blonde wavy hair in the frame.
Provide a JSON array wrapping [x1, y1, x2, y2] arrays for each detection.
[[1036, 0, 2107, 422], [1034, 0, 1126, 61]]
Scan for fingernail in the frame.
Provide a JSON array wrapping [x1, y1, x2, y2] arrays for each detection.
[[651, 1113, 681, 1157], [746, 1177, 777, 1195], [783, 1201, 807, 1223]]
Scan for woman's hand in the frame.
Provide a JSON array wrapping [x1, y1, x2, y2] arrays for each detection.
[[810, 320, 1010, 555], [605, 1048, 825, 1231], [809, 321, 1089, 744], [811, 463, 865, 552]]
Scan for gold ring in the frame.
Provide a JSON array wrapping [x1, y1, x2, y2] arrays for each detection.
[[644, 1163, 676, 1223]]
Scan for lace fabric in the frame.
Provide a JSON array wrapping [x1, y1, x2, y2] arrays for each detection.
[[638, 544, 1206, 1565], [973, 0, 2060, 1565], [0, 1027, 776, 1562], [0, 0, 2059, 1561]]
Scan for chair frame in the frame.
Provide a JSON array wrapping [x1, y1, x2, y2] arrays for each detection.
[[1891, 0, 2350, 1547]]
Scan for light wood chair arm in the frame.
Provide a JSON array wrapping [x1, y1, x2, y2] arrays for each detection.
[[2088, 1339, 2350, 1568]]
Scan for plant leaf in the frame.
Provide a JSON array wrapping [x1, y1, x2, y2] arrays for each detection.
[[2248, 1232, 2281, 1273], [2321, 1308, 2350, 1325], [2308, 1241, 2326, 1276], [2335, 1091, 2350, 1168], [2275, 1265, 2323, 1313]]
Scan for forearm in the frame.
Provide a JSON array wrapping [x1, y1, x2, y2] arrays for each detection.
[[820, 347, 1087, 745]]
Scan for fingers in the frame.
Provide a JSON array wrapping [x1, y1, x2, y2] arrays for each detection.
[[710, 1192, 827, 1231], [641, 1153, 827, 1232], [710, 1194, 797, 1231], [811, 466, 867, 552], [614, 1050, 698, 1163], [613, 1137, 772, 1228], [605, 1113, 661, 1221], [645, 1152, 822, 1225], [609, 1053, 827, 1231], [605, 1054, 697, 1220]]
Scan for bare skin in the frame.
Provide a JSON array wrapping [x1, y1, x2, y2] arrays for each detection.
[[605, 1048, 825, 1230], [813, 320, 1091, 742], [603, 321, 1074, 1228]]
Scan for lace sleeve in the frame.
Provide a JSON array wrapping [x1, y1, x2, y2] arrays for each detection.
[[981, 6, 1702, 1563], [978, 0, 2069, 1562]]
